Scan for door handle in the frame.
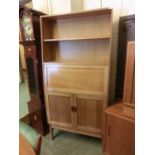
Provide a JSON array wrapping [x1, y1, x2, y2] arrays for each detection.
[[71, 106, 77, 112]]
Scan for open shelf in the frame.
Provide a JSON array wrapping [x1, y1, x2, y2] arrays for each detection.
[[43, 36, 110, 42], [43, 62, 107, 69], [41, 10, 112, 40], [42, 39, 110, 65]]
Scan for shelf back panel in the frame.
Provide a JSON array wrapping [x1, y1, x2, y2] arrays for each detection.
[[41, 14, 111, 39], [43, 40, 110, 65]]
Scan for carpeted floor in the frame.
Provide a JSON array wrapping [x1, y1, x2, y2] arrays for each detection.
[[41, 129, 103, 155]]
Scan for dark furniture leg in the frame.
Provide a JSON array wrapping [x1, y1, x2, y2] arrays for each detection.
[[49, 126, 54, 140]]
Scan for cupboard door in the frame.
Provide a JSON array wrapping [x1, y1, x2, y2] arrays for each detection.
[[47, 93, 74, 128], [76, 95, 103, 135], [105, 115, 135, 155]]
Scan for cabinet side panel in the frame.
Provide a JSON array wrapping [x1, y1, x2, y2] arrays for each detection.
[[106, 115, 135, 155]]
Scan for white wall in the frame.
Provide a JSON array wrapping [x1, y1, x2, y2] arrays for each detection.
[[32, 0, 49, 14], [83, 0, 101, 10], [101, 0, 135, 102], [48, 0, 71, 14], [30, 0, 135, 103]]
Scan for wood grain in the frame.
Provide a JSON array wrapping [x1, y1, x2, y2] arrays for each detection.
[[19, 133, 36, 155], [123, 41, 135, 118], [44, 64, 108, 95], [43, 40, 110, 65], [123, 42, 135, 104], [76, 96, 102, 132], [41, 9, 112, 139], [48, 94, 72, 126], [41, 8, 112, 20], [104, 103, 135, 155]]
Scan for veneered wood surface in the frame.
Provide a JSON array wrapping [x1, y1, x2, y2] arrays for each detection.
[[41, 8, 112, 138], [43, 40, 110, 65], [76, 96, 102, 131], [19, 133, 36, 155], [104, 103, 135, 155], [44, 64, 108, 96], [48, 94, 72, 126], [41, 14, 111, 39], [123, 42, 135, 104]]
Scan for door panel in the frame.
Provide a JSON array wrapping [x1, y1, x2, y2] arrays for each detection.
[[48, 93, 73, 127], [76, 95, 103, 134], [106, 115, 135, 155]]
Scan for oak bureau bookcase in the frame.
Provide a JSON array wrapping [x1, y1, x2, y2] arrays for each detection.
[[40, 8, 112, 139]]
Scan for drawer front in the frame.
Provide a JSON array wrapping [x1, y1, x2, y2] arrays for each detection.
[[44, 64, 108, 95]]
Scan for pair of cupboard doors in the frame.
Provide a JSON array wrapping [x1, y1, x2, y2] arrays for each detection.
[[45, 92, 105, 138]]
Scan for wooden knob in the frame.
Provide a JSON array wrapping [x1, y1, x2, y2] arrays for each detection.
[[71, 106, 77, 112], [28, 48, 31, 51]]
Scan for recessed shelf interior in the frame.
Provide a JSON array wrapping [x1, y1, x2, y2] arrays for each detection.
[[41, 14, 111, 40], [43, 39, 110, 65]]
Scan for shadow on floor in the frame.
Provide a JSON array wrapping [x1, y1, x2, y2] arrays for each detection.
[[41, 129, 103, 155]]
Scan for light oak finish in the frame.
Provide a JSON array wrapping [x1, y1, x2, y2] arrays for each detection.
[[123, 103, 135, 118], [43, 40, 110, 65], [41, 15, 111, 39], [76, 95, 103, 133], [19, 133, 36, 155], [44, 64, 108, 95], [43, 37, 110, 42], [46, 92, 104, 138], [123, 42, 135, 104], [48, 93, 73, 127], [123, 42, 135, 118], [41, 8, 111, 19], [41, 9, 112, 139]]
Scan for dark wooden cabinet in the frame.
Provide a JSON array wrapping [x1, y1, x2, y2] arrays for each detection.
[[19, 6, 48, 135]]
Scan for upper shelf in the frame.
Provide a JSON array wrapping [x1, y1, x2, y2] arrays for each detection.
[[41, 8, 112, 20], [43, 36, 110, 42]]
